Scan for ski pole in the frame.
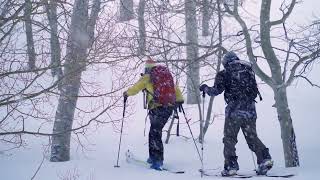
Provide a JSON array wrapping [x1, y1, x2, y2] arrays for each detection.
[[201, 91, 205, 177], [143, 111, 149, 137], [114, 96, 127, 168], [251, 151, 257, 170], [143, 89, 147, 109], [181, 105, 202, 166], [173, 108, 180, 136]]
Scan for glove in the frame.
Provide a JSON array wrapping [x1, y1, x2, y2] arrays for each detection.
[[175, 101, 184, 112], [123, 91, 128, 101], [199, 84, 209, 92]]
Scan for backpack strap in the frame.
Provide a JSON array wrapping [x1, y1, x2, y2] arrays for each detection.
[[252, 70, 263, 102], [257, 90, 263, 101]]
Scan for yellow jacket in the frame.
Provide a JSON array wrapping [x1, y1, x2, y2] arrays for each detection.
[[126, 74, 184, 109]]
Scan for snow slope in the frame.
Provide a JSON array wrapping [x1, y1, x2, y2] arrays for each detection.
[[1, 66, 319, 180], [1, 1, 320, 180]]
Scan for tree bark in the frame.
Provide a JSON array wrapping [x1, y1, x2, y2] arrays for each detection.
[[50, 0, 101, 162], [260, 0, 299, 167], [119, 0, 134, 22], [202, 0, 210, 36], [25, 0, 36, 70], [185, 0, 200, 104], [88, 0, 101, 47], [137, 0, 146, 55], [273, 87, 299, 167], [45, 0, 63, 78]]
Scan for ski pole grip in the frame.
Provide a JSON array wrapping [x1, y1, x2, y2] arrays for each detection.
[[202, 91, 205, 98], [123, 97, 127, 117]]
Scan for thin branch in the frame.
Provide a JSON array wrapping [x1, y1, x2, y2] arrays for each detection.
[[295, 75, 320, 88], [223, 0, 274, 87], [270, 0, 296, 26], [285, 48, 320, 87]]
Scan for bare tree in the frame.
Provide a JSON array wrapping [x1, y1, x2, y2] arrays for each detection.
[[0, 0, 143, 159], [137, 0, 146, 55], [185, 0, 200, 104], [45, 0, 63, 78], [203, 0, 224, 137], [50, 0, 101, 162], [24, 0, 36, 70], [201, 0, 210, 36]]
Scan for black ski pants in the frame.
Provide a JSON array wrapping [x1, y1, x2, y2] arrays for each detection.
[[223, 117, 267, 164], [148, 106, 173, 162]]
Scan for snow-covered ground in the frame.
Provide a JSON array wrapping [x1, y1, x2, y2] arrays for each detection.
[[1, 63, 319, 180], [1, 1, 320, 180]]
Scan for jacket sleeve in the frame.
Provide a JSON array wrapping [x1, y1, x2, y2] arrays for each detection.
[[207, 71, 225, 96], [126, 75, 149, 96], [175, 86, 184, 103]]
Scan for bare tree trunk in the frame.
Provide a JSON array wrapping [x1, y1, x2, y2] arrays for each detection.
[[202, 0, 209, 36], [185, 0, 200, 104], [88, 0, 101, 47], [138, 0, 146, 55], [119, 0, 134, 22], [50, 0, 101, 162], [260, 0, 299, 167], [273, 87, 299, 167], [45, 0, 63, 78], [203, 0, 223, 137], [25, 0, 36, 70]]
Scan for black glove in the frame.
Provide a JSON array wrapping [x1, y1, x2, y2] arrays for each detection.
[[175, 101, 184, 112], [123, 91, 128, 102], [199, 84, 209, 92]]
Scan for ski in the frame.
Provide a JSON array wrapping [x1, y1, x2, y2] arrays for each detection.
[[200, 169, 295, 178], [265, 174, 295, 178], [199, 169, 252, 178], [125, 150, 185, 174]]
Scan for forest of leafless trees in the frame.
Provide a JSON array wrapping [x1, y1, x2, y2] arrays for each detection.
[[1, 0, 320, 167]]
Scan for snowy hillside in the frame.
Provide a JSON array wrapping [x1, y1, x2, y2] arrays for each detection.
[[1, 66, 319, 180], [1, 0, 320, 180]]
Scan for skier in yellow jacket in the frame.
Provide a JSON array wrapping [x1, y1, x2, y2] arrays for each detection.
[[123, 58, 184, 170]]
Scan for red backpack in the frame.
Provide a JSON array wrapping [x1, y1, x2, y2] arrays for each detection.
[[150, 65, 176, 105]]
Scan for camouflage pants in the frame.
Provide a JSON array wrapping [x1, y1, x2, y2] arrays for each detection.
[[223, 117, 267, 164], [148, 106, 173, 162]]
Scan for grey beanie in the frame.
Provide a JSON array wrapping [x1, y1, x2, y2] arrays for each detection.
[[222, 51, 239, 67]]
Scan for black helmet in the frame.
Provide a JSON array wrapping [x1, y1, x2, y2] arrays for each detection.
[[222, 51, 239, 67]]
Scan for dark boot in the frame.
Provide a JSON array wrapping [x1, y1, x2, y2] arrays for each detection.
[[256, 148, 273, 175], [221, 156, 239, 176]]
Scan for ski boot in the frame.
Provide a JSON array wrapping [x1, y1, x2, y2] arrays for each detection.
[[150, 161, 163, 171], [221, 156, 239, 176], [256, 148, 273, 175], [147, 157, 163, 171], [256, 159, 273, 175]]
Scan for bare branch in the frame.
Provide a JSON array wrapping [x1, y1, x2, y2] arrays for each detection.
[[270, 0, 297, 26], [285, 48, 320, 87], [295, 75, 320, 88], [224, 0, 274, 87]]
